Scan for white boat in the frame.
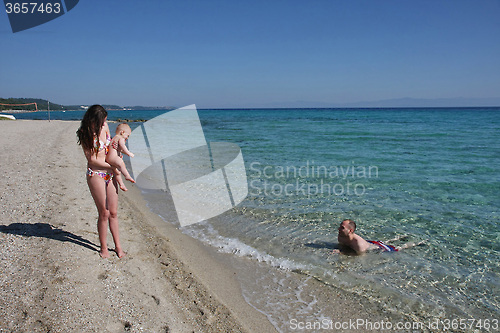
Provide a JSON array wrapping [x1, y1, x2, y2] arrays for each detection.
[[0, 114, 16, 120]]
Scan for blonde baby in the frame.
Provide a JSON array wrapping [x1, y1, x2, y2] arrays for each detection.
[[106, 123, 135, 191]]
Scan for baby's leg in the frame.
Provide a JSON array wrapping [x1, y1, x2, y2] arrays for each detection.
[[107, 154, 135, 183], [119, 163, 135, 183], [113, 167, 128, 191]]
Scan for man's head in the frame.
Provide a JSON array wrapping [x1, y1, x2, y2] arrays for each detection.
[[338, 219, 356, 237]]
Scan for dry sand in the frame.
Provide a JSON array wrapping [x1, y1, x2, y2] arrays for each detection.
[[0, 120, 276, 333]]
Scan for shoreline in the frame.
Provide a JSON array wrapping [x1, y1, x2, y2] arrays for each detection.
[[0, 120, 274, 332], [120, 179, 276, 332], [0, 119, 440, 333], [2, 113, 498, 332]]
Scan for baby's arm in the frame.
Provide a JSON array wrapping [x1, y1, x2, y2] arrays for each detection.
[[118, 138, 134, 157]]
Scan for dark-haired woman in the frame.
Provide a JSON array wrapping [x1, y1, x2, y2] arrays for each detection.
[[77, 105, 125, 258]]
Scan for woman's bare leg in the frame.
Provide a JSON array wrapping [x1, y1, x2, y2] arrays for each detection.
[[107, 179, 126, 258], [87, 175, 110, 258]]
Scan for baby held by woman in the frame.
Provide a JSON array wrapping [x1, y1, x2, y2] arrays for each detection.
[[107, 123, 135, 191]]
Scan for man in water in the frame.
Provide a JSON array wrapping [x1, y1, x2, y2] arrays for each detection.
[[334, 219, 418, 254]]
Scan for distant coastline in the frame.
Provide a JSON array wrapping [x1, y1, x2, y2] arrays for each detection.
[[0, 97, 175, 112], [219, 97, 500, 109], [200, 106, 500, 111], [2, 96, 500, 112]]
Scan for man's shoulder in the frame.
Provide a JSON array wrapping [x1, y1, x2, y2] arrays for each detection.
[[352, 235, 373, 252]]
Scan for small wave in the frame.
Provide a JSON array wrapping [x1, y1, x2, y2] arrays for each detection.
[[182, 222, 312, 273]]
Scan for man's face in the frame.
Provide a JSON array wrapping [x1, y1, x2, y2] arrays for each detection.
[[338, 220, 352, 237]]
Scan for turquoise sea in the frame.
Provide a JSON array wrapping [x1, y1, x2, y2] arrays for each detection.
[[15, 108, 500, 331]]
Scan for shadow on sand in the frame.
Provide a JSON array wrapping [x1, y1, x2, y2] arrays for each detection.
[[0, 222, 99, 253]]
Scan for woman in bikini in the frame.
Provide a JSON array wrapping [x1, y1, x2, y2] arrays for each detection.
[[77, 105, 126, 258]]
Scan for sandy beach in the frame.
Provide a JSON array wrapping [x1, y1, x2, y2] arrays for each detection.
[[0, 120, 275, 333]]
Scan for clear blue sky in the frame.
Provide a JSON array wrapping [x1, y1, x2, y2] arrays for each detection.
[[1, 0, 500, 108]]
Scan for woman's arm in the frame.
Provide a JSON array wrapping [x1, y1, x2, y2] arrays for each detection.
[[84, 148, 113, 170]]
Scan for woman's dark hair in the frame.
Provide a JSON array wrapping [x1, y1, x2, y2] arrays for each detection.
[[76, 105, 108, 156]]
